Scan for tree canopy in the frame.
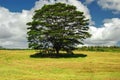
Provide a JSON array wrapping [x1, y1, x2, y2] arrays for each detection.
[[27, 3, 91, 54]]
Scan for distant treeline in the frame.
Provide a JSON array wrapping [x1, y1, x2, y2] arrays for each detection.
[[0, 48, 31, 50], [0, 46, 5, 50], [77, 46, 120, 52], [0, 46, 120, 52], [0, 46, 30, 50]]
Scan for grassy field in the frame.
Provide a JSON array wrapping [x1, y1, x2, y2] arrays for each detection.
[[0, 50, 120, 80]]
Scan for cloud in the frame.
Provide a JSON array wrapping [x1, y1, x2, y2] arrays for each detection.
[[0, 0, 91, 48], [84, 18, 120, 46], [97, 0, 120, 14], [0, 7, 32, 48]]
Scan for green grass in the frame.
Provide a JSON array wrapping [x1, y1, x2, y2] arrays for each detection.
[[0, 50, 120, 80]]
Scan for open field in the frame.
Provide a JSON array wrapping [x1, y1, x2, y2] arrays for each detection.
[[0, 50, 120, 80]]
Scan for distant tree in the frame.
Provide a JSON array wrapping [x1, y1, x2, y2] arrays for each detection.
[[0, 46, 2, 48], [27, 3, 91, 54], [0, 46, 4, 49]]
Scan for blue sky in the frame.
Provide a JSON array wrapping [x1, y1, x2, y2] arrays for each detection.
[[0, 0, 120, 48], [0, 0, 38, 12], [0, 0, 119, 27], [80, 0, 120, 27]]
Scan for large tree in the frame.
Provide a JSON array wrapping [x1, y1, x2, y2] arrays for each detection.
[[27, 3, 91, 54]]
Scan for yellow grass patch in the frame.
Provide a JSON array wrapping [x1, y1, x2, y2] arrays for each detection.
[[0, 50, 120, 80]]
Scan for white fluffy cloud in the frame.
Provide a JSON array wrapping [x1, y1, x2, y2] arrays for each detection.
[[85, 18, 120, 46], [97, 0, 120, 13], [0, 0, 91, 48], [0, 7, 32, 48]]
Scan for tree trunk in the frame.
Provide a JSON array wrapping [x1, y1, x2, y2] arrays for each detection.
[[53, 44, 60, 55], [56, 49, 59, 55]]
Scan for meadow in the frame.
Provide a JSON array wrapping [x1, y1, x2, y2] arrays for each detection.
[[0, 50, 120, 80]]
